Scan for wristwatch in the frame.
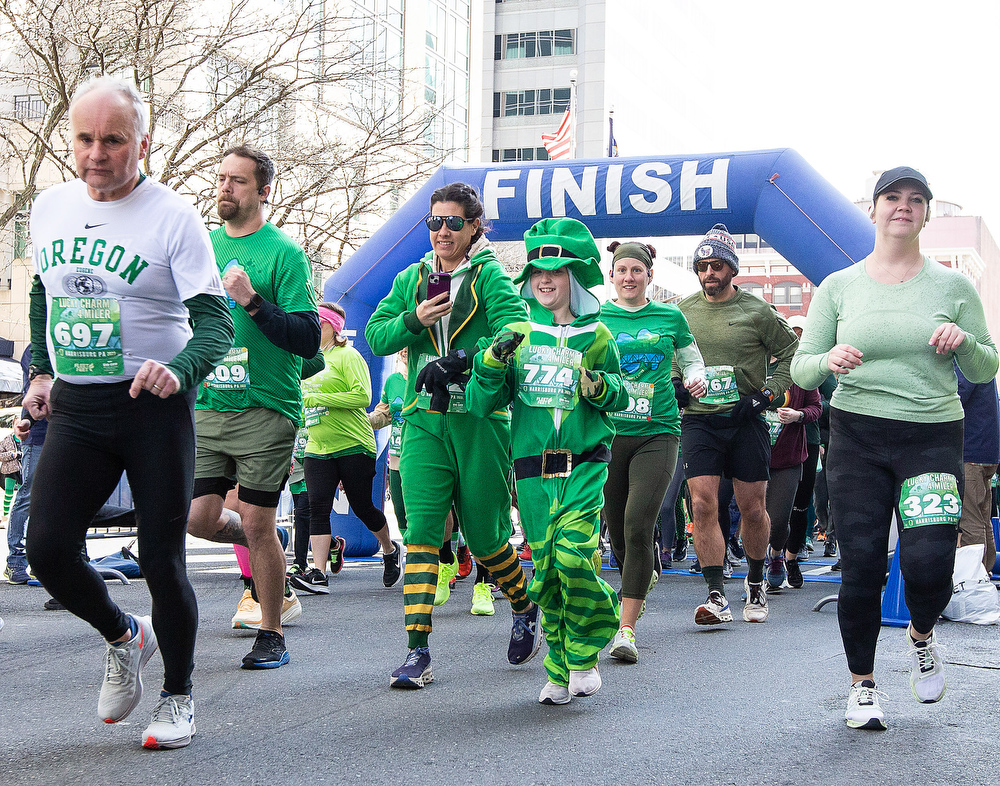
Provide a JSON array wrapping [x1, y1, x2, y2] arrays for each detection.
[[27, 365, 51, 381], [244, 293, 264, 312]]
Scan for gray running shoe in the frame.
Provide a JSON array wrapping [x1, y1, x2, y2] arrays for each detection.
[[98, 615, 158, 723], [142, 694, 195, 749]]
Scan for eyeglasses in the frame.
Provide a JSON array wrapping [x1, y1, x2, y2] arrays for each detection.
[[695, 260, 727, 273], [425, 215, 467, 232]]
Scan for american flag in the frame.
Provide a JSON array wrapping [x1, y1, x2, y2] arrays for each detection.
[[542, 108, 573, 160]]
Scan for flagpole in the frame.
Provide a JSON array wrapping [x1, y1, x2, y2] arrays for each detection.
[[569, 69, 578, 159]]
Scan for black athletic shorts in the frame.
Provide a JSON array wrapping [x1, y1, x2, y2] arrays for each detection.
[[680, 412, 770, 482]]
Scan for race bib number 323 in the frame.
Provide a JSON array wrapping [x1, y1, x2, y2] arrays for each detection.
[[50, 296, 123, 376], [899, 473, 961, 528]]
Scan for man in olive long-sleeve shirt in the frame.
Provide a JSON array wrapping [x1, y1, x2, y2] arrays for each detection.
[[673, 224, 798, 626]]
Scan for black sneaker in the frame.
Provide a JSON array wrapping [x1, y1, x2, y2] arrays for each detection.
[[383, 541, 402, 588], [44, 597, 66, 611], [728, 536, 745, 560], [289, 568, 329, 595], [653, 546, 663, 579], [329, 536, 347, 575], [672, 539, 688, 562], [786, 558, 804, 589], [830, 559, 841, 572], [508, 603, 542, 665], [824, 543, 838, 558], [390, 647, 432, 688], [688, 559, 702, 575], [241, 630, 290, 670]]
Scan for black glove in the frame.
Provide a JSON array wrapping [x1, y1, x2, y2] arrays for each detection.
[[729, 389, 774, 422], [489, 330, 525, 364], [414, 349, 468, 413], [671, 378, 690, 409]]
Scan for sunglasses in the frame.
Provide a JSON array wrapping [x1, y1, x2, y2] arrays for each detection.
[[695, 260, 728, 273], [425, 215, 467, 232]]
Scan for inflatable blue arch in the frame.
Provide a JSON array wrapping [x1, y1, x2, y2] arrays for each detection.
[[323, 147, 876, 554]]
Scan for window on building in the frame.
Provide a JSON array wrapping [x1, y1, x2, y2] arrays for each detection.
[[496, 29, 575, 60], [14, 94, 46, 121], [747, 285, 766, 300], [772, 283, 802, 307], [497, 87, 570, 117], [492, 147, 550, 162]]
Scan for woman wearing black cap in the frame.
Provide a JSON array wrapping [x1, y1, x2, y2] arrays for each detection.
[[792, 167, 998, 730], [598, 241, 706, 662]]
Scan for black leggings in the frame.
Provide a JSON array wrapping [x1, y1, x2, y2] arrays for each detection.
[[604, 433, 679, 599], [292, 490, 310, 568], [766, 464, 802, 552], [304, 452, 387, 536], [785, 442, 820, 554], [26, 380, 199, 695], [827, 409, 962, 675]]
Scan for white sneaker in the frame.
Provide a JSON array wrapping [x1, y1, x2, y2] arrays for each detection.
[[233, 587, 302, 630], [568, 665, 601, 697], [142, 694, 196, 749], [908, 629, 946, 703], [845, 680, 887, 730], [609, 625, 638, 663], [98, 615, 158, 723], [743, 578, 768, 623], [539, 680, 572, 705], [695, 590, 732, 625]]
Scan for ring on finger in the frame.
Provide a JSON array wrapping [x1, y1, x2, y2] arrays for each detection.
[[152, 384, 161, 391]]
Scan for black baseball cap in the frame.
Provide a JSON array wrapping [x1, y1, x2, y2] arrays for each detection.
[[873, 166, 933, 201]]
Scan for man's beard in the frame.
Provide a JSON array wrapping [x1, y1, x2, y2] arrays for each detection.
[[218, 199, 239, 221]]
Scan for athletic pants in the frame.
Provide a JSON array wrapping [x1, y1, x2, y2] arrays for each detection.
[[26, 380, 199, 695], [827, 409, 962, 675]]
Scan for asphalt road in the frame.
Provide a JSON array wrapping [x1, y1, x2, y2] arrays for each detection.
[[1, 545, 999, 786]]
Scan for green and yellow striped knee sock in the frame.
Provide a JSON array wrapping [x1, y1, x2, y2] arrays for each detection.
[[479, 543, 531, 613], [403, 544, 440, 649]]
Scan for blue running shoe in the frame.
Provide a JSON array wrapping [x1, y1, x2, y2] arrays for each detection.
[[241, 630, 289, 670], [391, 647, 433, 688], [766, 552, 786, 590]]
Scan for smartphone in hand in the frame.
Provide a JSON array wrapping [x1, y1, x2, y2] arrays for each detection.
[[426, 272, 451, 302]]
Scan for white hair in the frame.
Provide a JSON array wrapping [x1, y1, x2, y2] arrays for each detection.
[[70, 76, 148, 139]]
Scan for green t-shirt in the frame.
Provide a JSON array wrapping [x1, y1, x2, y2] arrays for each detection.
[[197, 223, 317, 423], [380, 371, 407, 457], [599, 300, 694, 436]]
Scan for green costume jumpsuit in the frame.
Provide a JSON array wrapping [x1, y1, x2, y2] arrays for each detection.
[[465, 223, 628, 686], [365, 238, 532, 648]]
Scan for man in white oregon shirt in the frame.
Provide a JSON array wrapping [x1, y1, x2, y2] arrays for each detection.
[[23, 76, 233, 750]]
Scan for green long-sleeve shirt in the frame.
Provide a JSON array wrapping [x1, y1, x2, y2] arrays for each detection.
[[791, 257, 998, 423], [673, 287, 798, 416]]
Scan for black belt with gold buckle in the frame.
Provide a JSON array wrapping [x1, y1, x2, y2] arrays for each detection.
[[513, 445, 611, 480]]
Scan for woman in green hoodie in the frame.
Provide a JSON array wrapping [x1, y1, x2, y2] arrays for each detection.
[[466, 217, 628, 705], [366, 183, 538, 690]]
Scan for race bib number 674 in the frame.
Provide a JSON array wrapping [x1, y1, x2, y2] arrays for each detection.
[[899, 473, 961, 529]]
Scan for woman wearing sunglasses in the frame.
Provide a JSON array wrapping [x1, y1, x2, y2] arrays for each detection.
[[598, 241, 705, 662], [792, 167, 998, 730], [366, 182, 539, 689]]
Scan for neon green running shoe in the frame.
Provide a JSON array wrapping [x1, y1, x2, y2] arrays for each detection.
[[471, 581, 495, 616], [434, 559, 458, 606]]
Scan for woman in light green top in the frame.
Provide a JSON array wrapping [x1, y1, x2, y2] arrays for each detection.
[[791, 166, 998, 732], [297, 303, 401, 594]]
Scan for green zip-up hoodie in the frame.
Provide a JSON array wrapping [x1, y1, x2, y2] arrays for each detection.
[[365, 239, 528, 420]]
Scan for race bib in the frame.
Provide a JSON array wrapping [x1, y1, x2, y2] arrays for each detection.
[[49, 297, 123, 376], [205, 347, 249, 390], [611, 380, 655, 422], [292, 427, 308, 461], [517, 344, 582, 411], [388, 421, 403, 456], [899, 473, 962, 529], [702, 365, 740, 405], [415, 353, 467, 414], [304, 406, 329, 427], [764, 410, 783, 445]]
